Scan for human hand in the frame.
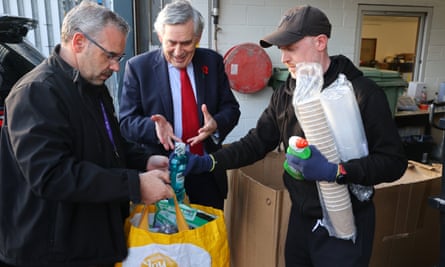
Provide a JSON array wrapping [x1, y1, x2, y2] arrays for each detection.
[[187, 104, 217, 147], [151, 114, 182, 151], [172, 151, 214, 176], [139, 169, 173, 204], [146, 155, 169, 171], [285, 145, 338, 182]]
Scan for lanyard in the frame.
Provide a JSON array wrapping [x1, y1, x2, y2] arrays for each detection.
[[100, 100, 120, 158]]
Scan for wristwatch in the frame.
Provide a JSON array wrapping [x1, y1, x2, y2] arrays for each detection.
[[335, 164, 348, 184]]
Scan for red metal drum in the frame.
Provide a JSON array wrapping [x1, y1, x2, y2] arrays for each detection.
[[223, 43, 272, 94]]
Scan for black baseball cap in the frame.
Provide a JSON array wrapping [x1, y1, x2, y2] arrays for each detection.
[[260, 5, 331, 48]]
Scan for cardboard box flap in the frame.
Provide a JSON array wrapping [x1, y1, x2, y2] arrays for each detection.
[[227, 170, 283, 266], [370, 163, 441, 267], [376, 161, 442, 188], [225, 152, 290, 267], [240, 151, 286, 190]]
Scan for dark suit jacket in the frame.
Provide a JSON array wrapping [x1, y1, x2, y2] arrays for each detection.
[[119, 48, 240, 199]]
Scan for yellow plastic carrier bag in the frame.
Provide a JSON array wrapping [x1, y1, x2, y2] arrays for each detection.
[[116, 203, 230, 267]]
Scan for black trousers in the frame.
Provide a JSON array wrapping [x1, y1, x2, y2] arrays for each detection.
[[285, 202, 375, 267], [185, 172, 225, 210]]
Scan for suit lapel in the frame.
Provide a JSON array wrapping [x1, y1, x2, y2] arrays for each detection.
[[192, 55, 205, 123], [153, 51, 174, 122]]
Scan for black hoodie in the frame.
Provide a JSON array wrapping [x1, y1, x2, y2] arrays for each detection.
[[213, 55, 407, 218]]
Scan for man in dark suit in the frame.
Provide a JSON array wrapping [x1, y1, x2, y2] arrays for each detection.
[[119, 0, 240, 209]]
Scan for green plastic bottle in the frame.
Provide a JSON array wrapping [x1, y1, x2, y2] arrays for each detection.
[[283, 136, 311, 180], [169, 142, 187, 205]]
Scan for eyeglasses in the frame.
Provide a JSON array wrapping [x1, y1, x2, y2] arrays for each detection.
[[77, 29, 125, 63]]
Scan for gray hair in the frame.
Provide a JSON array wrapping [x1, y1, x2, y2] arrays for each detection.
[[61, 0, 129, 43], [154, 0, 204, 37]]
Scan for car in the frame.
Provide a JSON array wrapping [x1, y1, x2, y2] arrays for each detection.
[[0, 15, 45, 127]]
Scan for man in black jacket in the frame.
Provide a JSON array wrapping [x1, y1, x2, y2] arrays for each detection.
[[185, 5, 407, 267], [0, 2, 172, 267]]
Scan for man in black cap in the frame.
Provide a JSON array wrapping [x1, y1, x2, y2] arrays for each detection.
[[183, 5, 407, 266]]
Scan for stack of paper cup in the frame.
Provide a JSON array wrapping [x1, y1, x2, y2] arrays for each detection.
[[295, 98, 356, 240]]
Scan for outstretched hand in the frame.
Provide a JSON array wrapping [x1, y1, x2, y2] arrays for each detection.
[[151, 114, 182, 151], [187, 104, 217, 147], [285, 145, 338, 182]]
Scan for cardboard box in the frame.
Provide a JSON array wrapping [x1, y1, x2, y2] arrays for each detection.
[[370, 162, 441, 267], [224, 151, 290, 267], [224, 152, 441, 267]]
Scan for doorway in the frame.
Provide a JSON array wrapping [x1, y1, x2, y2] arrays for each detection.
[[355, 5, 433, 82]]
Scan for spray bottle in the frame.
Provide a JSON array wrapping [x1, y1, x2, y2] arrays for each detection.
[[283, 136, 311, 180]]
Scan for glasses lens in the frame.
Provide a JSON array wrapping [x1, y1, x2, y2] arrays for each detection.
[[78, 29, 124, 63], [106, 52, 125, 63], [116, 54, 125, 62]]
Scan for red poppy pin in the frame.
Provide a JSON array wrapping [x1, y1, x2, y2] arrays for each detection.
[[202, 65, 209, 75]]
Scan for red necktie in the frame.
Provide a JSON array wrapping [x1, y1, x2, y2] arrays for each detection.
[[180, 68, 203, 155]]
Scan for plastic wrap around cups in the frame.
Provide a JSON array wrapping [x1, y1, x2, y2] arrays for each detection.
[[320, 74, 373, 202], [292, 63, 356, 241], [294, 99, 356, 240], [320, 74, 368, 160]]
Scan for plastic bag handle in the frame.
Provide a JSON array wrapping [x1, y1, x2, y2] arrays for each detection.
[[138, 188, 189, 232], [138, 205, 151, 230], [171, 188, 189, 232]]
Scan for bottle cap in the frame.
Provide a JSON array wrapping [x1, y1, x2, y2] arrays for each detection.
[[288, 136, 311, 159], [295, 137, 308, 149], [174, 142, 186, 154], [289, 136, 308, 150]]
